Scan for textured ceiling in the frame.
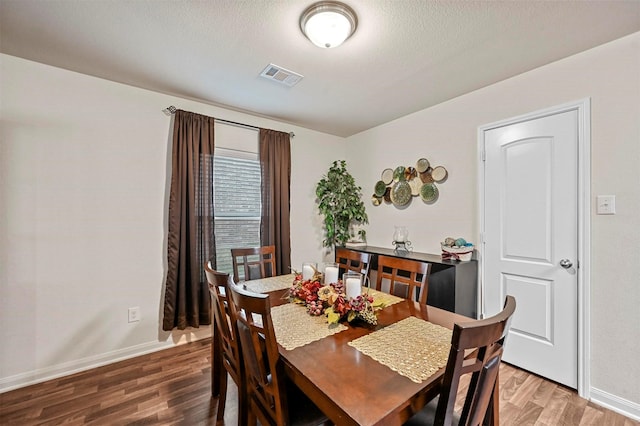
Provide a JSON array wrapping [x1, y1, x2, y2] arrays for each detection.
[[1, 0, 639, 137]]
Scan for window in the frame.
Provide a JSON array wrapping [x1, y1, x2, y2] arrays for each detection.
[[213, 144, 261, 276]]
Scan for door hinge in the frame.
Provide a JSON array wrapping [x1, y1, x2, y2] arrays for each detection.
[[481, 150, 486, 161]]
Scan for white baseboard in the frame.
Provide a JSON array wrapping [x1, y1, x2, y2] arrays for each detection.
[[590, 387, 640, 421], [0, 329, 211, 394]]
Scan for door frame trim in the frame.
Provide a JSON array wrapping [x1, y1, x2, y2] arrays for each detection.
[[477, 98, 591, 398]]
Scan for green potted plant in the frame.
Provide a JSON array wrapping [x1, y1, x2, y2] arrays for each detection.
[[315, 160, 368, 248]]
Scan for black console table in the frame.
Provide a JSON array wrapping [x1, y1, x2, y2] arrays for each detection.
[[342, 245, 478, 318]]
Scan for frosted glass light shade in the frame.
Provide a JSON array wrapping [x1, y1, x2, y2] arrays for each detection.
[[300, 1, 357, 48]]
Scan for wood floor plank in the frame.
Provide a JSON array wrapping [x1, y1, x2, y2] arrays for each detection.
[[579, 403, 605, 426], [512, 400, 544, 425], [529, 377, 557, 408], [498, 363, 517, 387], [510, 374, 544, 408], [603, 407, 637, 426], [535, 386, 572, 425], [559, 391, 589, 425], [1, 338, 638, 425], [498, 401, 522, 425], [37, 403, 100, 426], [499, 363, 529, 405]]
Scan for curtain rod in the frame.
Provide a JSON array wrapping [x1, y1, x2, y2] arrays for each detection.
[[163, 105, 295, 138]]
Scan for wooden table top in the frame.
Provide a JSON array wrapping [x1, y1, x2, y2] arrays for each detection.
[[266, 287, 471, 426]]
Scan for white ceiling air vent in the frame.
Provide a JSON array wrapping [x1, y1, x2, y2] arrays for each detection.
[[259, 63, 303, 87]]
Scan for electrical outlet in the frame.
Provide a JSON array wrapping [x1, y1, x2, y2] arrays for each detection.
[[128, 307, 141, 323]]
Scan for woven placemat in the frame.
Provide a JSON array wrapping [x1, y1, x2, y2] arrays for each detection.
[[271, 303, 347, 350], [243, 273, 296, 293], [348, 316, 452, 383], [366, 288, 403, 306]]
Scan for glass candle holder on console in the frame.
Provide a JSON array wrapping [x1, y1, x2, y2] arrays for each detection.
[[343, 272, 363, 300], [393, 226, 408, 243], [302, 262, 317, 281], [392, 226, 412, 252], [324, 262, 339, 285]]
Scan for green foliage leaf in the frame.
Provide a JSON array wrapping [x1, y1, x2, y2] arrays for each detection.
[[373, 301, 386, 309], [315, 160, 368, 248], [326, 307, 341, 324]]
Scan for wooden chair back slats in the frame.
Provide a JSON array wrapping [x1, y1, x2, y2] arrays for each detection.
[[228, 285, 289, 425], [375, 255, 432, 305], [231, 245, 277, 284], [228, 285, 331, 426], [204, 262, 246, 425], [435, 296, 516, 426], [335, 247, 372, 280], [464, 354, 502, 426]]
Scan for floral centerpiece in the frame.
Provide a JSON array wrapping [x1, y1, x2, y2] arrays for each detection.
[[289, 270, 384, 325]]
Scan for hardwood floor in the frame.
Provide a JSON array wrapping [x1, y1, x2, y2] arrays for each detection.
[[0, 339, 637, 425]]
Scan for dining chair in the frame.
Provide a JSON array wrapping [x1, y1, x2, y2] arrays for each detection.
[[231, 245, 277, 284], [335, 247, 372, 281], [228, 284, 331, 426], [375, 255, 432, 305], [404, 296, 517, 426], [204, 262, 247, 426]]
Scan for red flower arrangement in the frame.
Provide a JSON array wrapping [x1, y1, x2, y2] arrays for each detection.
[[289, 271, 383, 325]]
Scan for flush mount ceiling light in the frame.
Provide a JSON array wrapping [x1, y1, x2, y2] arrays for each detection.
[[300, 1, 358, 48]]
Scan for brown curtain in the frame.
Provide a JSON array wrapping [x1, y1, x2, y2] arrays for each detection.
[[163, 110, 216, 331], [259, 129, 292, 276]]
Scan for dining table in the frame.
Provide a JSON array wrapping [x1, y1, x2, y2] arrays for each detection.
[[237, 273, 484, 426]]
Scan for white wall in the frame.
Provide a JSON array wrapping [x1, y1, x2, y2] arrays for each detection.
[[0, 54, 342, 391], [346, 33, 640, 413]]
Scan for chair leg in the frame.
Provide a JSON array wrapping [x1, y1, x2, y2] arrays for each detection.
[[237, 378, 248, 426], [247, 402, 258, 426], [216, 371, 229, 425], [491, 379, 500, 426], [211, 326, 222, 397], [483, 380, 500, 426]]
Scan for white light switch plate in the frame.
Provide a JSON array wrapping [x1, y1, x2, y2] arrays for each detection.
[[596, 195, 616, 215]]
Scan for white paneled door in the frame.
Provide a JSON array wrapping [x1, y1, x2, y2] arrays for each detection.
[[482, 109, 579, 388]]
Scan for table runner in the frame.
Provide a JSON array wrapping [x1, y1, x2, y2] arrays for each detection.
[[244, 274, 403, 307], [348, 316, 452, 383], [271, 303, 348, 350]]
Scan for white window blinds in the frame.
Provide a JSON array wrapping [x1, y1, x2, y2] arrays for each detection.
[[213, 146, 261, 276]]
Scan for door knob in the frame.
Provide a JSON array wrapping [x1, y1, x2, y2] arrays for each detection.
[[559, 259, 573, 269]]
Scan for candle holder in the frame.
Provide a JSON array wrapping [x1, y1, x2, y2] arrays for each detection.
[[392, 240, 413, 253], [343, 272, 363, 300], [392, 226, 412, 253], [302, 262, 317, 281], [324, 262, 339, 285]]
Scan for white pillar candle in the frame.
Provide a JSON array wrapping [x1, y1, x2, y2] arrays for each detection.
[[324, 266, 339, 285], [302, 266, 313, 280], [302, 262, 315, 280], [345, 278, 362, 300]]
